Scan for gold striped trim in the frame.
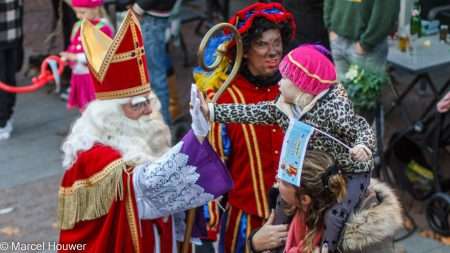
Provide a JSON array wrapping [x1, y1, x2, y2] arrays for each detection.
[[98, 12, 141, 81], [249, 125, 269, 218], [96, 84, 150, 100], [207, 202, 215, 227], [216, 124, 225, 160], [287, 52, 337, 84], [209, 123, 226, 161], [225, 205, 232, 232], [213, 203, 220, 227], [232, 86, 269, 218], [111, 47, 145, 63], [230, 209, 243, 253], [228, 87, 263, 217], [87, 62, 102, 83], [208, 129, 216, 157], [58, 159, 125, 230], [59, 159, 124, 194], [207, 202, 220, 228], [129, 21, 148, 87], [125, 170, 141, 253], [245, 215, 251, 253]]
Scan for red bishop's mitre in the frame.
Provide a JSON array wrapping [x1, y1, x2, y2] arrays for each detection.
[[81, 10, 150, 100]]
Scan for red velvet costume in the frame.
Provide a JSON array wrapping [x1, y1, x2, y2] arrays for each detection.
[[211, 75, 283, 216], [57, 10, 238, 253], [58, 145, 175, 253], [203, 3, 296, 252], [57, 11, 175, 253], [210, 75, 283, 252]]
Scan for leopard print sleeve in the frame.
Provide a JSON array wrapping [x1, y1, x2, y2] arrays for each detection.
[[327, 97, 376, 152], [351, 115, 377, 151], [213, 101, 279, 125]]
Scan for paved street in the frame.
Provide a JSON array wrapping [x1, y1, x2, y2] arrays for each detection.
[[0, 1, 450, 252]]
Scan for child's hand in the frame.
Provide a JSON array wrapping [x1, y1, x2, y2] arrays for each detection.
[[60, 52, 77, 62], [350, 144, 372, 161]]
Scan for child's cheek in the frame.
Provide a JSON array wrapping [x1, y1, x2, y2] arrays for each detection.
[[279, 182, 297, 206]]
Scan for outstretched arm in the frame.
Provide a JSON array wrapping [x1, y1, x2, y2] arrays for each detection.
[[210, 102, 279, 125], [192, 84, 284, 127]]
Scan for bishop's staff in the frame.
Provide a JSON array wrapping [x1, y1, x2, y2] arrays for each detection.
[[181, 22, 243, 253], [197, 22, 243, 103]]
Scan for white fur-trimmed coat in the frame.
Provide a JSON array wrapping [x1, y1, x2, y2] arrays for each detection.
[[341, 179, 404, 253]]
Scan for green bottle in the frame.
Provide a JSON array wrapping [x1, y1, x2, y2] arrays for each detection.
[[410, 0, 422, 37]]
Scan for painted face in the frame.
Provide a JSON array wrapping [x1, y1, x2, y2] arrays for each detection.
[[278, 179, 299, 207], [122, 93, 153, 120], [73, 7, 99, 20], [246, 29, 283, 77]]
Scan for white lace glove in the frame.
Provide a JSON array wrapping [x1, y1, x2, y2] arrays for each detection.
[[190, 84, 210, 137]]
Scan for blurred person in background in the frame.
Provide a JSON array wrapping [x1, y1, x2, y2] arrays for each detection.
[[132, 0, 177, 126], [51, 0, 77, 100], [59, 0, 114, 112], [51, 0, 77, 50], [194, 3, 296, 252], [0, 0, 23, 140], [283, 0, 329, 49], [324, 0, 399, 81], [261, 0, 329, 49]]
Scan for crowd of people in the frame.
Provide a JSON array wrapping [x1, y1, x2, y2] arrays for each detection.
[[1, 0, 450, 253]]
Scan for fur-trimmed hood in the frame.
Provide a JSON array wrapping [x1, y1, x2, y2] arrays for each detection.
[[341, 179, 403, 252]]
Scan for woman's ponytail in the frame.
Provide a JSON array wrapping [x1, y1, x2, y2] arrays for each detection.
[[327, 174, 347, 202]]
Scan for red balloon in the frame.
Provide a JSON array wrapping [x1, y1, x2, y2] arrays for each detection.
[[0, 55, 65, 94]]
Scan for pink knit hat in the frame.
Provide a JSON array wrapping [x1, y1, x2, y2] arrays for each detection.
[[72, 0, 103, 8], [279, 45, 337, 95]]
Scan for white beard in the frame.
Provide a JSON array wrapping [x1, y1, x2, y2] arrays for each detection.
[[62, 96, 172, 168]]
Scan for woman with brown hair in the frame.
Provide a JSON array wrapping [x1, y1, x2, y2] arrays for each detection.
[[249, 151, 403, 253]]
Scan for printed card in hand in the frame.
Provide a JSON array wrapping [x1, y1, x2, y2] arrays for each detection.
[[278, 120, 314, 186]]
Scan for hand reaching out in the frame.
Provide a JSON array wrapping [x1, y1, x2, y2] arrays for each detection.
[[59, 52, 77, 62], [437, 92, 450, 113], [350, 144, 372, 161], [354, 42, 366, 55], [189, 84, 210, 139]]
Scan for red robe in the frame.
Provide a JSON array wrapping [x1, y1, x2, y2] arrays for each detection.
[[58, 144, 174, 253], [209, 74, 284, 251]]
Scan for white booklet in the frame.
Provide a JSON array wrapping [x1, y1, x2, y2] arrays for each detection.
[[277, 120, 314, 186]]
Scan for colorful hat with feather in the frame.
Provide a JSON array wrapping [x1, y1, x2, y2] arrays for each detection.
[[194, 2, 295, 95], [226, 2, 296, 46]]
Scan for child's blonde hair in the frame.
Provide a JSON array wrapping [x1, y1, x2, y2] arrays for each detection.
[[294, 151, 347, 253]]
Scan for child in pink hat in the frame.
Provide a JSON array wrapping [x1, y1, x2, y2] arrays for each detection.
[[71, 0, 103, 8], [59, 0, 113, 112], [200, 44, 375, 252]]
